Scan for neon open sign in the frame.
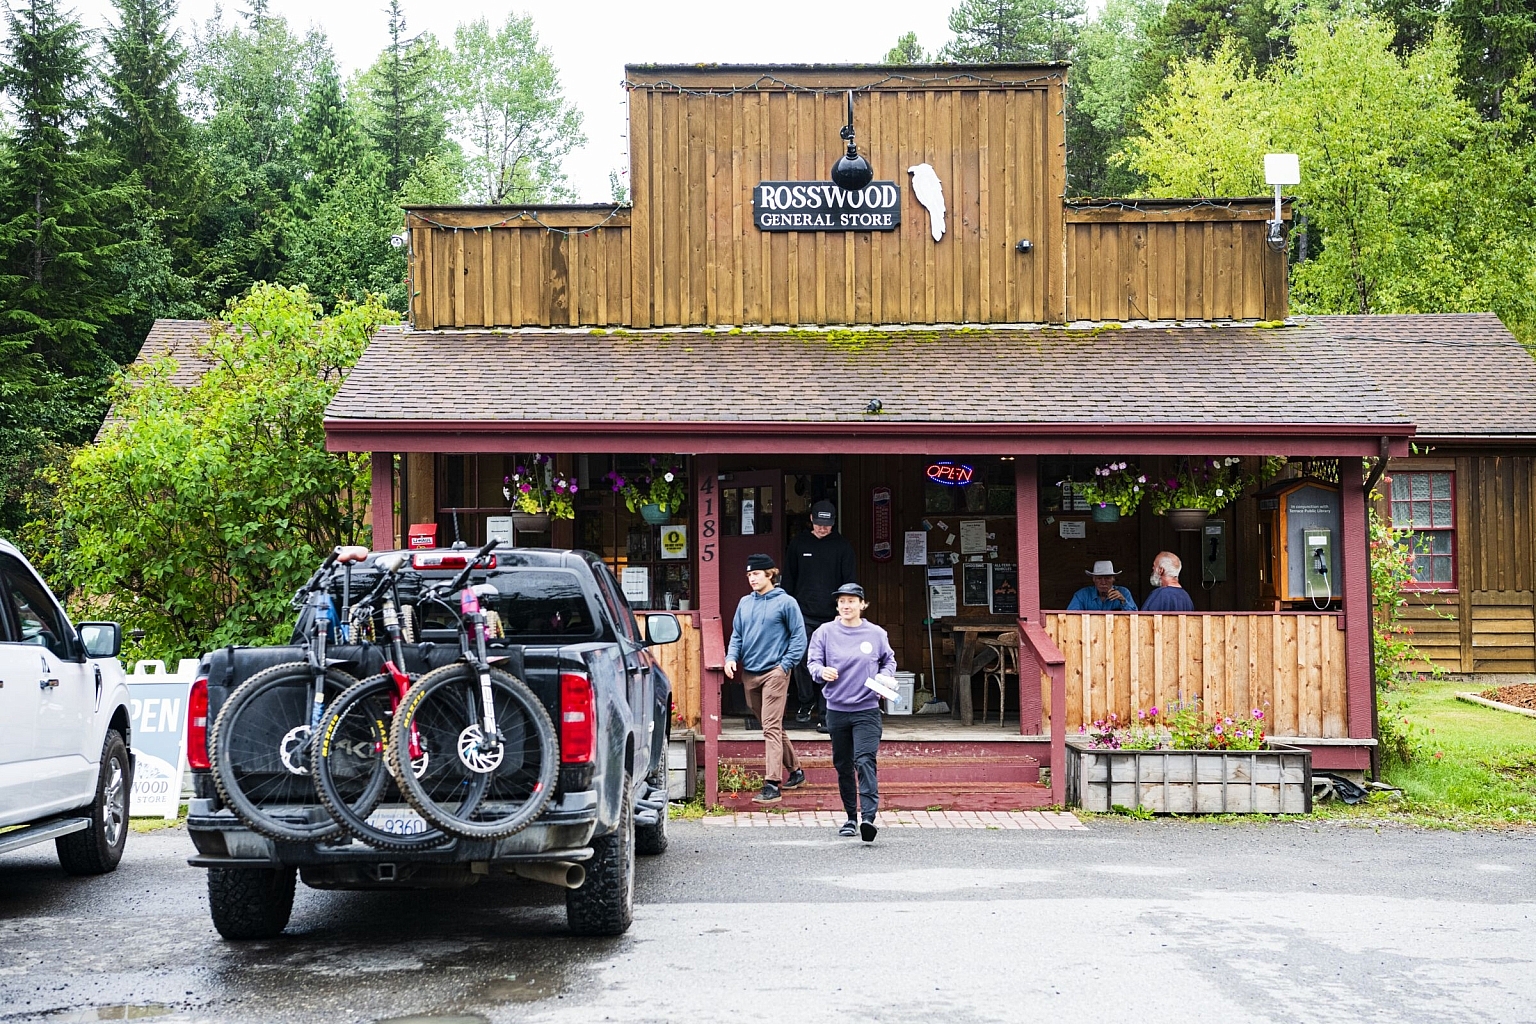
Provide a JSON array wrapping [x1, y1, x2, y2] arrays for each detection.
[[926, 462, 975, 485]]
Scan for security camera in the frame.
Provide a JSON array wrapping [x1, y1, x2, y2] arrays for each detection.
[[389, 232, 409, 249]]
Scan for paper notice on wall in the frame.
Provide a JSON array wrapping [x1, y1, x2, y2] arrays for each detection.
[[928, 583, 957, 618], [741, 498, 756, 536], [486, 516, 513, 544], [1059, 520, 1087, 539], [621, 566, 650, 605], [904, 530, 927, 565], [960, 519, 987, 554]]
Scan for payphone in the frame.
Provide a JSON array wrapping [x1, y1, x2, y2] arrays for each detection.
[[1202, 520, 1227, 585], [1256, 477, 1341, 606]]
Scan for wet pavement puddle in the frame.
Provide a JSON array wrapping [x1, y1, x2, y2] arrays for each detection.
[[45, 1006, 170, 1023]]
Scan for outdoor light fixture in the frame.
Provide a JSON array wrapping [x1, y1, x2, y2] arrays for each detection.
[[1263, 153, 1300, 253], [831, 91, 873, 191]]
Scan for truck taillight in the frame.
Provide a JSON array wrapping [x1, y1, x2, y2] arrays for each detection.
[[560, 671, 595, 764], [187, 676, 210, 770], [411, 552, 495, 570]]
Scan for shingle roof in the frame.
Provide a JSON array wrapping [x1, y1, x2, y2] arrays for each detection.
[[124, 318, 218, 387], [327, 322, 1415, 428], [1302, 313, 1536, 440]]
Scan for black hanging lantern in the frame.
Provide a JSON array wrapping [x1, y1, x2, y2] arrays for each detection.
[[830, 90, 873, 192]]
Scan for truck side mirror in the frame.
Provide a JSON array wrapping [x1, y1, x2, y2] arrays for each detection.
[[644, 613, 682, 646], [78, 622, 122, 659]]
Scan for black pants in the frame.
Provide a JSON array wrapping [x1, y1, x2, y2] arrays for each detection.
[[790, 617, 829, 719], [826, 707, 882, 822]]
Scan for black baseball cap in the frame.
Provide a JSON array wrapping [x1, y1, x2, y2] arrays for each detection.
[[810, 500, 836, 525], [833, 582, 865, 599]]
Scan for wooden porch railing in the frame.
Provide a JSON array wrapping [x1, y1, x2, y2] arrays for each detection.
[[1039, 612, 1348, 738], [1019, 621, 1067, 806]]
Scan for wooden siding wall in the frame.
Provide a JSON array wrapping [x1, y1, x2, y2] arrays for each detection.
[[626, 72, 1067, 327], [1041, 612, 1348, 738], [1390, 455, 1536, 675], [408, 209, 632, 329], [1065, 204, 1289, 322], [639, 612, 702, 728]]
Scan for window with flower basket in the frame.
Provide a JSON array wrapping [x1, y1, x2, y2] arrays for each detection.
[[1389, 471, 1455, 588]]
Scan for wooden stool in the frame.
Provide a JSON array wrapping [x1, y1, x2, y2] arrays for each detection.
[[979, 631, 1019, 728]]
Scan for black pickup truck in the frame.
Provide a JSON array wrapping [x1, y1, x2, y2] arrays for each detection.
[[184, 546, 677, 938]]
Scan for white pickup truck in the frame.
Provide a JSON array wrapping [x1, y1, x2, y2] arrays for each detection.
[[0, 539, 135, 874]]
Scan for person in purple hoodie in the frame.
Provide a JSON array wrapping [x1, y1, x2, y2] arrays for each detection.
[[807, 583, 896, 842]]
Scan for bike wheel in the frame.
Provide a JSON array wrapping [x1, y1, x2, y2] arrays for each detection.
[[388, 663, 558, 840], [210, 663, 357, 843], [312, 673, 480, 851]]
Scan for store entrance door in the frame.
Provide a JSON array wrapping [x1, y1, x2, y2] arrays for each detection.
[[717, 470, 782, 720]]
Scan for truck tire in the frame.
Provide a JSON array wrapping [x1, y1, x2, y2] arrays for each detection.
[[208, 866, 297, 941], [56, 730, 131, 876], [635, 767, 669, 856], [566, 772, 635, 936]]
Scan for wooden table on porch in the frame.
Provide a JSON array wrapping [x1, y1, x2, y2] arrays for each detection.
[[944, 620, 1019, 726]]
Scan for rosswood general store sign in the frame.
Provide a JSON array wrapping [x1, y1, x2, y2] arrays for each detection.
[[753, 181, 902, 231]]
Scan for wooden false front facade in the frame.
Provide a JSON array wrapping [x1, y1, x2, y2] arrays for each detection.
[[406, 64, 1289, 330]]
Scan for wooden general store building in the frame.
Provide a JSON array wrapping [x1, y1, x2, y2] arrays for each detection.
[[294, 63, 1536, 809]]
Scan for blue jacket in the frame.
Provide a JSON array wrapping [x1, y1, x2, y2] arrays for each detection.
[[1066, 584, 1137, 611], [726, 586, 807, 673]]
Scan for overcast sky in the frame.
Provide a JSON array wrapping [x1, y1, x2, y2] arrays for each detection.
[[66, 0, 964, 201]]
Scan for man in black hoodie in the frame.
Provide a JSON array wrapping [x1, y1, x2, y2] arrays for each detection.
[[783, 499, 858, 730]]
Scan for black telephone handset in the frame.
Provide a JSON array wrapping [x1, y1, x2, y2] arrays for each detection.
[[1312, 547, 1328, 576], [1208, 537, 1219, 564]]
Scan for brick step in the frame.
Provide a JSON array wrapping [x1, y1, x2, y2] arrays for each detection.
[[718, 780, 1054, 812], [721, 754, 1040, 785]]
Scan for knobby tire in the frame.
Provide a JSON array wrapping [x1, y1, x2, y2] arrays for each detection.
[[388, 663, 557, 841], [210, 662, 357, 843]]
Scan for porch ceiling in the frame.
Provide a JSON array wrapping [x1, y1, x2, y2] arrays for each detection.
[[326, 322, 1413, 455]]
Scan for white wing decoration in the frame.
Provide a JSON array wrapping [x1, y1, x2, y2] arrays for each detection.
[[908, 163, 946, 243]]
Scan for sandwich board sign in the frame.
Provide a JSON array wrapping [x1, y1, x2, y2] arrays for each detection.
[[127, 660, 196, 819]]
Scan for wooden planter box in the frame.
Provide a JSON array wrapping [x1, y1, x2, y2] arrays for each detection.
[[1066, 737, 1312, 814]]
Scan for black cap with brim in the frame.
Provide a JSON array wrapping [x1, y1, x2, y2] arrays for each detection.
[[833, 582, 865, 599], [811, 500, 836, 525]]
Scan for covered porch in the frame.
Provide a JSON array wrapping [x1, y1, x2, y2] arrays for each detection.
[[325, 322, 1413, 808]]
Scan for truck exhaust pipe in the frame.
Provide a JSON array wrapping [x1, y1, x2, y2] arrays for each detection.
[[511, 861, 586, 889]]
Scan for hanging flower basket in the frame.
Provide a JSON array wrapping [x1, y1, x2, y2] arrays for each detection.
[[1091, 504, 1121, 523], [640, 503, 671, 525], [511, 511, 551, 533], [1167, 508, 1209, 532]]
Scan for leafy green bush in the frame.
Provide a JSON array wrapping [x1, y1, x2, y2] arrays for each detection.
[[53, 284, 397, 662]]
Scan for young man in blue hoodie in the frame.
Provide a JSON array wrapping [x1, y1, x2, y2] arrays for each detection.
[[724, 554, 808, 804], [807, 583, 896, 841]]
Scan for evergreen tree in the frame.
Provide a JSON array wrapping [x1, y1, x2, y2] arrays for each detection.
[[0, 0, 135, 533], [101, 0, 192, 202], [1068, 0, 1164, 195], [0, 0, 132, 374], [1143, 0, 1291, 72], [357, 0, 453, 195], [941, 0, 1086, 62], [883, 31, 929, 62], [293, 58, 373, 203]]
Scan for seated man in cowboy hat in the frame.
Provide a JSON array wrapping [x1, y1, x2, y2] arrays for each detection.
[[1066, 560, 1138, 611]]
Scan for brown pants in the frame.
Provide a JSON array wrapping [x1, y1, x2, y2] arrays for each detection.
[[742, 667, 799, 784]]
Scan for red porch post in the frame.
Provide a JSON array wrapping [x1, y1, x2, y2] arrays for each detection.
[[695, 455, 724, 805], [1340, 463, 1373, 738], [370, 452, 395, 550], [1015, 457, 1043, 735]]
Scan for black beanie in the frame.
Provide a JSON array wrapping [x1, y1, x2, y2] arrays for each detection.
[[746, 553, 777, 571]]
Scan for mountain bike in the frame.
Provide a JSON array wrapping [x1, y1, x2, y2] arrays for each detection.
[[310, 552, 481, 851], [209, 545, 371, 842], [387, 539, 558, 840]]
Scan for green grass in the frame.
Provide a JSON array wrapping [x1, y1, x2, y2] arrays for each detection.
[[1341, 675, 1536, 827]]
